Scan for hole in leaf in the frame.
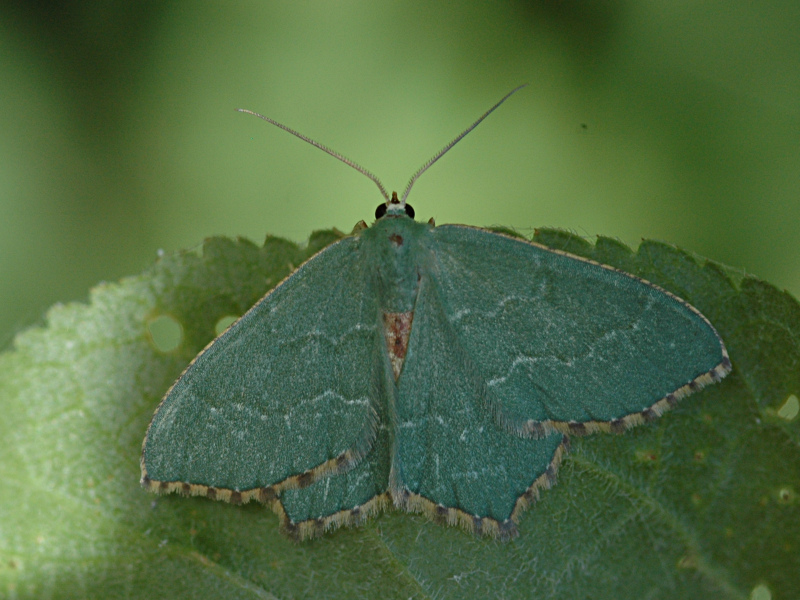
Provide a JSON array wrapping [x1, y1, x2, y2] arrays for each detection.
[[215, 315, 239, 336], [777, 394, 799, 421], [147, 315, 183, 352], [777, 487, 795, 505], [749, 583, 771, 600]]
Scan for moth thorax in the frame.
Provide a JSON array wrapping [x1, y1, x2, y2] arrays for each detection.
[[382, 312, 414, 380]]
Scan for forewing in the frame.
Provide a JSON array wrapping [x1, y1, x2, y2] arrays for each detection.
[[431, 225, 730, 436], [142, 236, 383, 498], [392, 276, 567, 537]]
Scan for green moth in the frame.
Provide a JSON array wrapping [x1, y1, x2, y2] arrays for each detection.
[[141, 87, 731, 540]]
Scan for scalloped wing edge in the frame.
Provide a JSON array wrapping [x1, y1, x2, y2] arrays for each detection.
[[140, 429, 373, 503], [504, 353, 732, 438], [388, 435, 570, 541], [143, 435, 570, 541], [274, 434, 570, 541]]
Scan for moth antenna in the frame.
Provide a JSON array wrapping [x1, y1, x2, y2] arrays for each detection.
[[400, 84, 528, 204], [236, 108, 391, 202]]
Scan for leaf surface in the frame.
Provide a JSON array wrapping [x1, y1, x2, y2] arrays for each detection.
[[0, 228, 797, 599]]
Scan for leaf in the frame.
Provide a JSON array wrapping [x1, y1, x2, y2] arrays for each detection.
[[0, 228, 797, 599]]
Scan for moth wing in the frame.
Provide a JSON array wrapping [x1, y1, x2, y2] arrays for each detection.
[[275, 350, 395, 539], [393, 275, 567, 536], [142, 236, 384, 499], [431, 225, 730, 436]]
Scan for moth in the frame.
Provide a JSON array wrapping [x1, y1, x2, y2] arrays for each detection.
[[141, 87, 730, 539]]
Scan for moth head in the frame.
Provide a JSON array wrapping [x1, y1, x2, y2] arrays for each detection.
[[375, 192, 415, 220]]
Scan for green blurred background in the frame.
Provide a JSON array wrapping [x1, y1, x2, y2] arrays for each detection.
[[1, 1, 798, 350]]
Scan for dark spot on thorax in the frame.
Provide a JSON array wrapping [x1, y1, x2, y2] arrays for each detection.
[[389, 233, 403, 246]]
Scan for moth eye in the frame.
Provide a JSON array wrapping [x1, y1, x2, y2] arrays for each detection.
[[375, 202, 414, 219]]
